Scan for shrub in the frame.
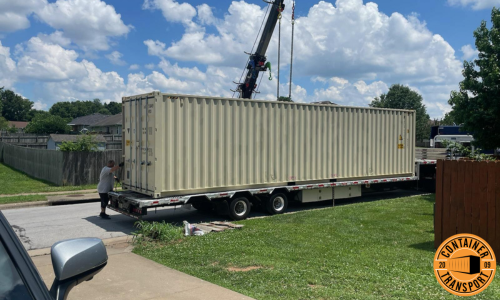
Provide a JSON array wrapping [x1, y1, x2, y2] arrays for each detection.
[[133, 220, 183, 244]]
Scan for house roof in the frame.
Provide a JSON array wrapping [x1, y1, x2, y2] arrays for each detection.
[[49, 134, 107, 143], [8, 121, 29, 128], [68, 113, 108, 126], [89, 113, 122, 127]]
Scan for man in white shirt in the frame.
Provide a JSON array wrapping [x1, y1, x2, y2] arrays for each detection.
[[97, 160, 121, 219]]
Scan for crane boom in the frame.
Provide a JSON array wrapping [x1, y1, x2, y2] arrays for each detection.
[[238, 0, 285, 99]]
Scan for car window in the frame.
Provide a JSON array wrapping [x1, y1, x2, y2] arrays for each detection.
[[0, 240, 33, 300]]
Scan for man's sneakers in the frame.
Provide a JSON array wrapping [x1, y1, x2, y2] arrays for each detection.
[[99, 212, 111, 219]]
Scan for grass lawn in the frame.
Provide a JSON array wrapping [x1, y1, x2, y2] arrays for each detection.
[[0, 163, 96, 195], [134, 195, 500, 300]]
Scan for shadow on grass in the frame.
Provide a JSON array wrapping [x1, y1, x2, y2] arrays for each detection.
[[409, 240, 435, 252]]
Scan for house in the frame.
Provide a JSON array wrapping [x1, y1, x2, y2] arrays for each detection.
[[67, 113, 108, 133], [89, 113, 122, 134], [47, 134, 107, 151], [7, 121, 29, 133]]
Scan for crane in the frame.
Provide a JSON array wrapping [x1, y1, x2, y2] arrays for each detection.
[[237, 0, 285, 99]]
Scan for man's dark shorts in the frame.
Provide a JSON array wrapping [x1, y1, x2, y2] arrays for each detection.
[[99, 193, 109, 208]]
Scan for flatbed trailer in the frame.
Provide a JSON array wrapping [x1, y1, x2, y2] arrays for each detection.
[[108, 160, 437, 220]]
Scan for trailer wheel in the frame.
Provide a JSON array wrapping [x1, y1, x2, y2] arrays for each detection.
[[266, 193, 288, 215], [229, 197, 251, 220]]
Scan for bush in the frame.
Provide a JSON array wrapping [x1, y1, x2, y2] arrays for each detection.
[[133, 220, 184, 244], [58, 135, 100, 152], [442, 140, 496, 161]]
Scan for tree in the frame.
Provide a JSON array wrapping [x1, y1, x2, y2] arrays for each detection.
[[27, 109, 50, 122], [370, 84, 431, 141], [440, 112, 456, 126], [0, 88, 3, 115], [104, 102, 122, 114], [278, 96, 293, 102], [447, 8, 500, 150], [25, 114, 70, 134], [0, 88, 33, 121], [58, 135, 100, 152], [0, 116, 9, 131], [49, 98, 111, 119]]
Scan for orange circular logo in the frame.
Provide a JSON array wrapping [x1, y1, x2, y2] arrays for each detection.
[[434, 234, 496, 296]]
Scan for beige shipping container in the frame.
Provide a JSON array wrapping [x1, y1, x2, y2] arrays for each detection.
[[122, 92, 415, 198]]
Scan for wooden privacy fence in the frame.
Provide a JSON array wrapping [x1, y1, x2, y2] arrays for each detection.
[[0, 142, 63, 185], [0, 142, 123, 186], [435, 160, 500, 256]]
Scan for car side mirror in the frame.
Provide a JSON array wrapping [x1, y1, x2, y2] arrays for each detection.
[[49, 238, 108, 300]]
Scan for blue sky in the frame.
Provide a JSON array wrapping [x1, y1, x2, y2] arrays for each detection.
[[0, 0, 497, 118]]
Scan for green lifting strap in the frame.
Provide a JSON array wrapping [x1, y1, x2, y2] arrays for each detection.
[[265, 62, 272, 80]]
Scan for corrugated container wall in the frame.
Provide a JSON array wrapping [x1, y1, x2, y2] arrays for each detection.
[[123, 92, 416, 198]]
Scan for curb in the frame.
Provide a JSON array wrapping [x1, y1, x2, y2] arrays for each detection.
[[0, 197, 100, 211], [0, 201, 49, 210], [28, 235, 134, 258]]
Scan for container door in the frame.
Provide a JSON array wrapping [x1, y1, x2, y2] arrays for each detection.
[[141, 97, 155, 195], [124, 94, 156, 196]]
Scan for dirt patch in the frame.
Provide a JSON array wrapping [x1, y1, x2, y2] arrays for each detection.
[[226, 265, 262, 272]]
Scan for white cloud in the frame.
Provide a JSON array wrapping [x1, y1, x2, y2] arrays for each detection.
[[36, 31, 72, 47], [16, 37, 86, 81], [197, 4, 216, 25], [461, 44, 479, 60], [129, 64, 140, 70], [106, 51, 126, 66], [158, 59, 206, 81], [144, 40, 169, 57], [145, 63, 156, 70], [448, 0, 500, 10], [312, 77, 389, 106], [143, 0, 196, 24], [32, 100, 48, 110], [0, 0, 46, 32], [36, 0, 131, 51], [0, 41, 17, 88]]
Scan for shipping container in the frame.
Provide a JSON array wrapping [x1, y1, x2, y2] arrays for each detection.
[[122, 92, 416, 198]]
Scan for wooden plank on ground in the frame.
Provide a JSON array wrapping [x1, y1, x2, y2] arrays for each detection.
[[210, 222, 244, 229], [479, 162, 489, 240], [435, 160, 444, 249], [449, 161, 459, 236], [456, 161, 466, 234], [193, 224, 215, 233], [463, 162, 473, 234], [442, 160, 453, 240], [471, 162, 481, 236], [487, 162, 496, 248], [198, 223, 229, 232]]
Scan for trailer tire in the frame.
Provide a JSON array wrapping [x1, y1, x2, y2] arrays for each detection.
[[229, 197, 251, 220], [192, 201, 213, 212], [266, 193, 288, 215]]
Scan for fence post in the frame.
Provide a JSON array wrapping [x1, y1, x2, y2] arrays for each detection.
[[479, 162, 489, 239], [456, 161, 466, 234], [435, 160, 444, 249], [487, 162, 496, 249]]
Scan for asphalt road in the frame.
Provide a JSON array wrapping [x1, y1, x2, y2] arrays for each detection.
[[2, 189, 427, 250]]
